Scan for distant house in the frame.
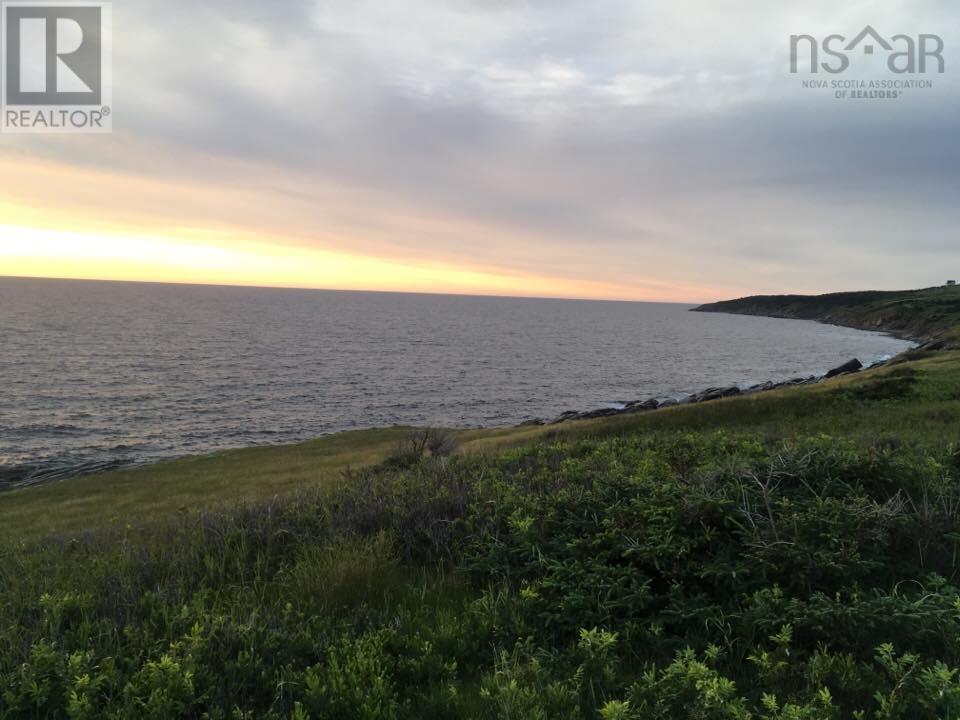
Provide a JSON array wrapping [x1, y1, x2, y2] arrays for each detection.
[[948, 280, 958, 286]]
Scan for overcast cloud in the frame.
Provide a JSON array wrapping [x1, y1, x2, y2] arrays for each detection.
[[2, 0, 958, 299]]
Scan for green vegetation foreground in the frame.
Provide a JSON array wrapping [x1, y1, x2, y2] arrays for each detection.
[[3, 290, 960, 718]]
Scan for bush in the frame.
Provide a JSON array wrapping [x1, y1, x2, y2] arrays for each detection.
[[302, 632, 403, 720], [385, 429, 461, 469]]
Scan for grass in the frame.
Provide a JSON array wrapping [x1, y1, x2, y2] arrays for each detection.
[[4, 289, 960, 718], [0, 421, 565, 542], [0, 427, 411, 541]]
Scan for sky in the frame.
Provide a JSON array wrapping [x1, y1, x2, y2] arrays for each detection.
[[1, 0, 958, 302]]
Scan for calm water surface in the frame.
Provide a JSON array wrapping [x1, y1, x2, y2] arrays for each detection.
[[0, 277, 913, 484]]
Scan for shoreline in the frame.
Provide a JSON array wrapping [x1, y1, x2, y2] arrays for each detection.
[[530, 348, 916, 427], [2, 348, 916, 494], [524, 296, 947, 426], [691, 285, 960, 348], [5, 288, 947, 491], [692, 306, 930, 346]]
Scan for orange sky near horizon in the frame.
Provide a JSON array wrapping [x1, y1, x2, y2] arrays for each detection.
[[1, 2, 956, 305], [0, 222, 654, 300], [0, 155, 733, 303]]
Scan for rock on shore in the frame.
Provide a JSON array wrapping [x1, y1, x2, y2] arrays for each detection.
[[824, 358, 863, 378], [527, 355, 884, 426]]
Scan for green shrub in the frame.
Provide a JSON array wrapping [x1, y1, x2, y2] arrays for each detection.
[[301, 632, 402, 720]]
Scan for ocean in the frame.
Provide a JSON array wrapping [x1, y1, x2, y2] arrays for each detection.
[[0, 277, 913, 486]]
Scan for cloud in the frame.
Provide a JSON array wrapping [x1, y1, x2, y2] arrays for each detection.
[[2, 0, 958, 299]]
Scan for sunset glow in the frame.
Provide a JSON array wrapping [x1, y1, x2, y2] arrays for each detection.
[[1, 1, 956, 300], [0, 222, 717, 302], [0, 154, 726, 302]]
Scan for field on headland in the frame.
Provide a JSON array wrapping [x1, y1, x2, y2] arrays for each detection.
[[2, 287, 960, 719], [693, 284, 960, 346]]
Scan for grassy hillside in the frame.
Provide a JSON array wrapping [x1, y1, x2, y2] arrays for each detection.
[[693, 285, 960, 345], [3, 295, 960, 718]]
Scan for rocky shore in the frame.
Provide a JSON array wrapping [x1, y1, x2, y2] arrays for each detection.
[[524, 340, 943, 427], [521, 286, 954, 428], [0, 458, 133, 493]]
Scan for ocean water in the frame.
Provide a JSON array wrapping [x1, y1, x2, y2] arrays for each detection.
[[0, 277, 913, 485]]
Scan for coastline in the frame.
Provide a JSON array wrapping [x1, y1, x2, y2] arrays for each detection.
[[532, 345, 915, 427], [2, 286, 958, 542], [527, 286, 960, 425], [3, 287, 949, 491], [1, 319, 920, 493], [527, 300, 937, 426], [691, 285, 960, 348]]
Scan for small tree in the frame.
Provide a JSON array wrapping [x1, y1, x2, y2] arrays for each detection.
[[386, 428, 460, 468]]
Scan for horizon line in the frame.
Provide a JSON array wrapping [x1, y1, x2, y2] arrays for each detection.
[[0, 273, 711, 306]]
